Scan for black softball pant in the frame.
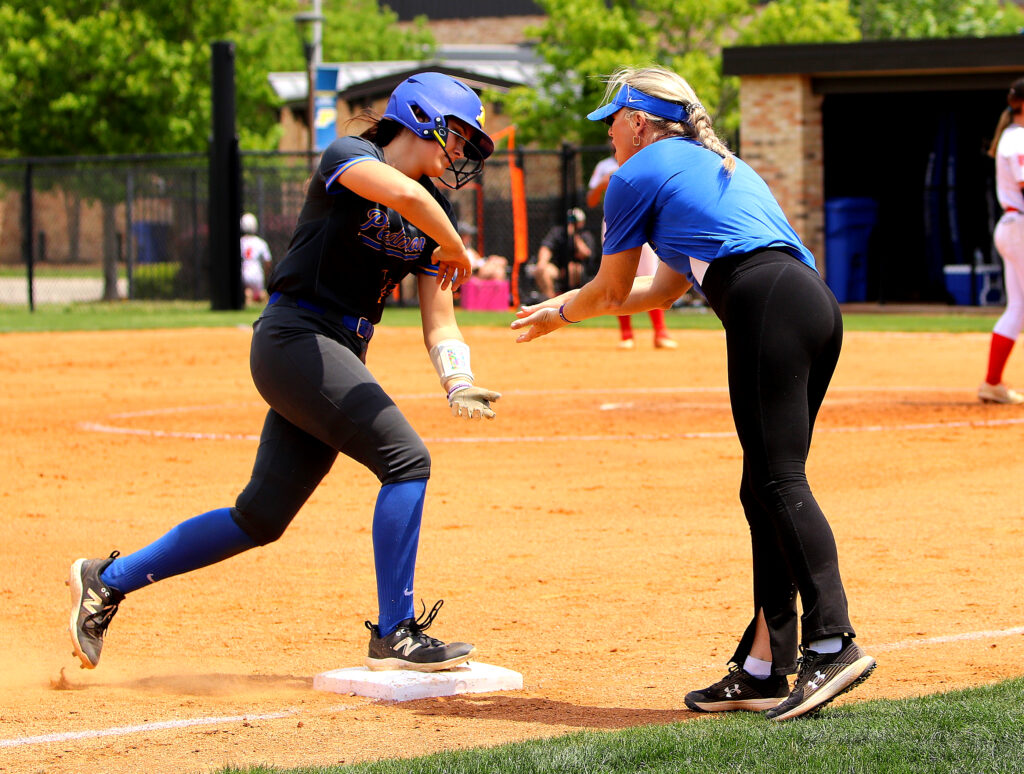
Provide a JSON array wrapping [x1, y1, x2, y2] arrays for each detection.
[[230, 302, 431, 546], [702, 250, 853, 675]]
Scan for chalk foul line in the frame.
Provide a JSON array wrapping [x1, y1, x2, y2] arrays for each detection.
[[0, 699, 372, 750], [80, 414, 1024, 445], [0, 710, 296, 748]]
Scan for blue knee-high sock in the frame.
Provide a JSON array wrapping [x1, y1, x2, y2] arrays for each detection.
[[372, 478, 427, 636], [100, 508, 257, 594]]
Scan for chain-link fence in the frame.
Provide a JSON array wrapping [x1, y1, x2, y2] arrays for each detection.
[[1, 146, 611, 309]]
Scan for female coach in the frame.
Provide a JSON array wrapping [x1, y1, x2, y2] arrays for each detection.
[[512, 65, 875, 721], [68, 72, 500, 674]]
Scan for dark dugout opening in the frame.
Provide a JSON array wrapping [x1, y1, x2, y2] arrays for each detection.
[[822, 87, 1006, 304]]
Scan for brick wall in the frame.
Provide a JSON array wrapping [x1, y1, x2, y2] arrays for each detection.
[[398, 15, 544, 44], [738, 74, 825, 266]]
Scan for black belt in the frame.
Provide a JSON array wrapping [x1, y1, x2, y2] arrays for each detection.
[[267, 292, 374, 340]]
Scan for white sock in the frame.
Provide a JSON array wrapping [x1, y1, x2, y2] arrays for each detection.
[[809, 636, 843, 654], [743, 655, 773, 679]]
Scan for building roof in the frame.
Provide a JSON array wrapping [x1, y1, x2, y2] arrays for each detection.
[[268, 43, 544, 103], [723, 35, 1024, 93]]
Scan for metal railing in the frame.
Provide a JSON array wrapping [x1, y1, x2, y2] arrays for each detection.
[[0, 145, 610, 309]]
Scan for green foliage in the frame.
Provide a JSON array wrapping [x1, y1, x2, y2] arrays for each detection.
[[498, 0, 866, 149], [321, 0, 435, 62], [0, 4, 198, 155], [500, 0, 1021, 151], [499, 0, 657, 147], [739, 0, 862, 45], [131, 262, 185, 300], [0, 0, 436, 157], [851, 0, 1024, 39], [0, 301, 1002, 334]]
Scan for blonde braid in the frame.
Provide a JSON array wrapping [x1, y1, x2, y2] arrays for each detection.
[[690, 109, 736, 174]]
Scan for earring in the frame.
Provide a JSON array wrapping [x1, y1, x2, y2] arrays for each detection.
[[632, 135, 641, 147]]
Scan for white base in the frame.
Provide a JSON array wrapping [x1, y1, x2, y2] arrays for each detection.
[[313, 661, 523, 702]]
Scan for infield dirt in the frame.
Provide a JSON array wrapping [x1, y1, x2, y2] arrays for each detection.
[[1, 324, 1022, 773]]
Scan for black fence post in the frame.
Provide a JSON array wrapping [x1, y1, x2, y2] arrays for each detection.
[[559, 141, 577, 271], [125, 170, 135, 299], [22, 162, 34, 312], [209, 40, 243, 311]]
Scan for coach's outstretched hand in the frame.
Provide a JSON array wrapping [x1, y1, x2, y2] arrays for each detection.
[[511, 306, 565, 343], [449, 385, 501, 420]]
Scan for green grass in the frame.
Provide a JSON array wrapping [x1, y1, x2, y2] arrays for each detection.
[[0, 300, 1003, 334], [217, 677, 1024, 773], [0, 300, 261, 332]]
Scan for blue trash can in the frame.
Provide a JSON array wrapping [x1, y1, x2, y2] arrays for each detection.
[[824, 198, 878, 303], [132, 221, 171, 263]]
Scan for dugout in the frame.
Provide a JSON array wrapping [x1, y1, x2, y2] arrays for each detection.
[[722, 36, 1024, 305]]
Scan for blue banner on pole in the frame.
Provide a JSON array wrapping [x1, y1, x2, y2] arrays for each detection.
[[314, 66, 339, 152]]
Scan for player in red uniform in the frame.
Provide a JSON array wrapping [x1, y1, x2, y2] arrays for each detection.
[[980, 77, 1024, 404]]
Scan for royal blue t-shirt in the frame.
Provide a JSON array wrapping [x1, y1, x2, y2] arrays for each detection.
[[602, 137, 815, 288]]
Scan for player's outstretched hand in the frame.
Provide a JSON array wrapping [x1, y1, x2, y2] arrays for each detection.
[[511, 306, 565, 343], [433, 244, 472, 291], [449, 385, 501, 419]]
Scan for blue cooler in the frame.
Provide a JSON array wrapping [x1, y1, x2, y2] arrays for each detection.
[[943, 264, 1004, 306]]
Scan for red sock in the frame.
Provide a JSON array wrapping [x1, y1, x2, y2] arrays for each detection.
[[648, 308, 667, 337], [618, 315, 633, 340], [986, 333, 1016, 385]]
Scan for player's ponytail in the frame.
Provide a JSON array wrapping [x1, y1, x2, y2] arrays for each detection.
[[349, 109, 402, 146], [989, 78, 1024, 158], [689, 107, 736, 175]]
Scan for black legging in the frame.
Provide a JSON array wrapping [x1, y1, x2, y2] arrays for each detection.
[[231, 301, 431, 546], [702, 249, 852, 675]]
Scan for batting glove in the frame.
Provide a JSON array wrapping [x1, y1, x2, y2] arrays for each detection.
[[448, 384, 501, 420]]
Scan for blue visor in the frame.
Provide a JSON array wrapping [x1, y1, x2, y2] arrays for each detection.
[[587, 84, 691, 125]]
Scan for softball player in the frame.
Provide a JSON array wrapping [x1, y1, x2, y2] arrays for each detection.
[[980, 78, 1024, 404], [240, 212, 272, 303], [513, 66, 875, 721], [68, 72, 500, 673]]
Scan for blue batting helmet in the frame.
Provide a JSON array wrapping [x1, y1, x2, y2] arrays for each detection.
[[384, 72, 493, 188]]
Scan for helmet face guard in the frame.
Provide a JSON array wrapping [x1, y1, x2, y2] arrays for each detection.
[[384, 72, 494, 189]]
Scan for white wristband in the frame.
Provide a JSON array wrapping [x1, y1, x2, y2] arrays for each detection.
[[429, 339, 474, 386]]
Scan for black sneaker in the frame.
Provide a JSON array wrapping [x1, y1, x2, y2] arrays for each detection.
[[364, 600, 475, 672], [765, 637, 876, 721], [67, 552, 124, 669], [684, 664, 790, 712]]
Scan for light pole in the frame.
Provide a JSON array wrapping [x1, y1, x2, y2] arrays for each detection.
[[293, 7, 324, 165]]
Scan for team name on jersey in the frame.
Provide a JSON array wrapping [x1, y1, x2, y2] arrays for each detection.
[[358, 208, 427, 260]]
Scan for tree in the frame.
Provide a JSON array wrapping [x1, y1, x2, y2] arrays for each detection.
[[851, 0, 1024, 39], [0, 0, 435, 298], [738, 0, 861, 45], [498, 0, 658, 148], [499, 0, 1022, 151], [497, 0, 860, 149]]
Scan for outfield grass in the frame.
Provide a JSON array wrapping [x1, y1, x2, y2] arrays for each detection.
[[218, 677, 1024, 774], [0, 299, 1003, 334]]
